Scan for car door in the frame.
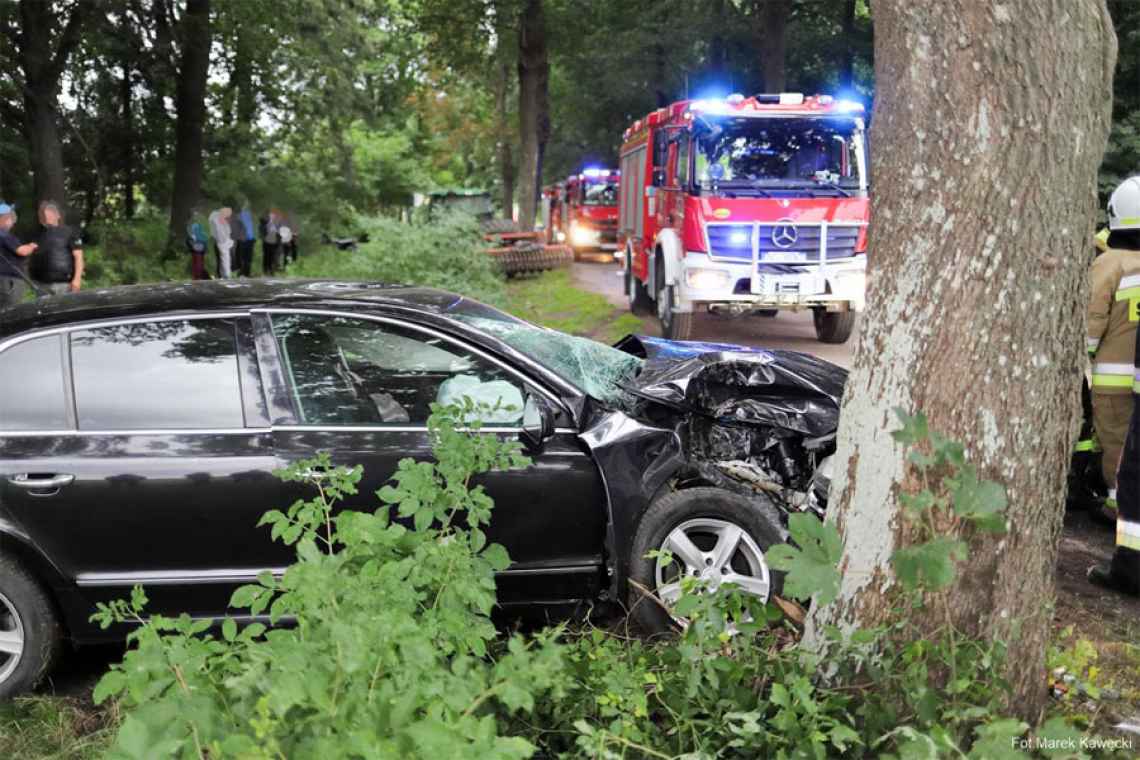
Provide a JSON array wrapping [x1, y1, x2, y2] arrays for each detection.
[[0, 313, 284, 628], [257, 309, 609, 604]]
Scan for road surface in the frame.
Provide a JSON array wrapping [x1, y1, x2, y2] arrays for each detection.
[[571, 259, 857, 368]]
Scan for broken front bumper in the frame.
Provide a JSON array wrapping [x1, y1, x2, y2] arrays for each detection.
[[675, 251, 867, 313]]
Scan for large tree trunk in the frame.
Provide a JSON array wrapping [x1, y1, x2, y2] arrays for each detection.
[[516, 0, 548, 232], [120, 59, 136, 220], [167, 0, 211, 250], [494, 53, 515, 219], [752, 0, 792, 92], [804, 0, 1116, 724], [16, 0, 88, 210]]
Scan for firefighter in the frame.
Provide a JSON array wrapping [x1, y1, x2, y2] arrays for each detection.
[[1086, 179, 1140, 525]]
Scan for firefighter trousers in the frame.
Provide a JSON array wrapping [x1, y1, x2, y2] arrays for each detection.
[[1092, 392, 1133, 498], [1110, 395, 1140, 592]]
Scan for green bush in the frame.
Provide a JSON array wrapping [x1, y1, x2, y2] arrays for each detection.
[[82, 216, 187, 288], [286, 212, 506, 305], [92, 408, 1097, 759]]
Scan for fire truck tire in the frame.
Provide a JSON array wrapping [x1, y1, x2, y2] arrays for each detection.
[[813, 309, 856, 344], [625, 251, 653, 316], [656, 261, 693, 340]]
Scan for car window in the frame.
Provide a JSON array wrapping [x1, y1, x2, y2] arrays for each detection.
[[71, 319, 245, 430], [0, 335, 70, 431], [271, 314, 525, 426]]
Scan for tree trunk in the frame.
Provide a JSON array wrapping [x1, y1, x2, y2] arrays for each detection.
[[120, 60, 136, 219], [804, 0, 1116, 724], [494, 53, 515, 219], [753, 0, 791, 92], [516, 0, 548, 232], [167, 0, 211, 250], [16, 0, 88, 210], [839, 0, 856, 90]]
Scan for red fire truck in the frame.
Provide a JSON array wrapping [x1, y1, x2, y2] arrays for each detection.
[[542, 169, 620, 256], [618, 93, 869, 343]]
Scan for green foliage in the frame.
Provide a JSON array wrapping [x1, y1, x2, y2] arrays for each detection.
[[92, 402, 564, 759], [286, 212, 507, 305]]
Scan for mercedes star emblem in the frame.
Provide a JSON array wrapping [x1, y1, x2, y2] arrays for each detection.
[[771, 221, 798, 249]]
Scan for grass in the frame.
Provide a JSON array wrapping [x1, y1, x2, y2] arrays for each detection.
[[0, 696, 115, 759], [504, 267, 648, 344]]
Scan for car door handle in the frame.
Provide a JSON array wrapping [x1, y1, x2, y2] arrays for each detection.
[[7, 473, 75, 494]]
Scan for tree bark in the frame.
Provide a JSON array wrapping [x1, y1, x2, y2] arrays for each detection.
[[804, 0, 1116, 723], [16, 0, 90, 210], [494, 53, 515, 219], [120, 59, 136, 219], [752, 0, 792, 92], [516, 0, 548, 231], [167, 0, 211, 249]]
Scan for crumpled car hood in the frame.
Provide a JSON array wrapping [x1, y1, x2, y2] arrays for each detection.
[[613, 335, 846, 438]]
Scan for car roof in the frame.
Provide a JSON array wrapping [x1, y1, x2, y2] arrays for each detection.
[[0, 279, 471, 339]]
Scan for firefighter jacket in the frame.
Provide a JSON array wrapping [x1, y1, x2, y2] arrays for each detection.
[[1108, 324, 1140, 589], [1087, 247, 1140, 394]]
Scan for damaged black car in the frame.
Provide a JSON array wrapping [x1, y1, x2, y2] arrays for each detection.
[[0, 280, 845, 696]]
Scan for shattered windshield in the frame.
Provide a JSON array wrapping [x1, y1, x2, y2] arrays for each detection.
[[694, 116, 863, 196], [443, 301, 642, 404]]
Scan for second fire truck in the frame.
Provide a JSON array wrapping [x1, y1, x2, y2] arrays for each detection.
[[618, 93, 870, 343], [542, 169, 620, 257]]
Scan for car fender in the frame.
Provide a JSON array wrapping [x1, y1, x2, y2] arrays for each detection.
[[0, 516, 68, 591], [578, 410, 687, 599]]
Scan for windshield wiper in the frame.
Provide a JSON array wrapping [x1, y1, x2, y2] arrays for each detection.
[[811, 181, 850, 197]]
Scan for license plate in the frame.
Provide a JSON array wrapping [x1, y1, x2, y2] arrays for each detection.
[[755, 273, 825, 296], [765, 251, 806, 263]]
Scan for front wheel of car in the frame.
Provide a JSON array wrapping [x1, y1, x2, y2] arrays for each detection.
[[628, 487, 784, 635], [813, 309, 856, 344], [0, 555, 61, 699]]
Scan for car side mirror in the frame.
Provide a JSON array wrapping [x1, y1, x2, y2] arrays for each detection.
[[521, 395, 555, 451]]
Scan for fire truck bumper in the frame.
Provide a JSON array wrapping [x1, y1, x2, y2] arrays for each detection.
[[675, 253, 866, 313]]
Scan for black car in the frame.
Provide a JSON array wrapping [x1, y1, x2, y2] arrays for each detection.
[[0, 280, 845, 697]]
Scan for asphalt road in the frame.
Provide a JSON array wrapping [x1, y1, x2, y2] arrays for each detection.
[[571, 259, 858, 368]]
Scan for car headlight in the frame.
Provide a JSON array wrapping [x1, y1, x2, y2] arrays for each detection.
[[570, 223, 598, 246], [685, 267, 731, 291]]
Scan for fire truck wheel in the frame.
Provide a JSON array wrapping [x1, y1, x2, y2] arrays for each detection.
[[813, 309, 856, 344], [625, 252, 653, 316], [657, 284, 693, 341]]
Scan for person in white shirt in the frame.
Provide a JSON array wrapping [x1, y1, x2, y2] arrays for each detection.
[[207, 206, 234, 279]]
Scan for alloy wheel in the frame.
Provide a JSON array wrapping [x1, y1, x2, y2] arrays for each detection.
[[653, 517, 771, 616], [0, 591, 24, 685]]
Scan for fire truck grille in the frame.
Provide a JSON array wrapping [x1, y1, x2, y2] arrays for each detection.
[[706, 223, 860, 263]]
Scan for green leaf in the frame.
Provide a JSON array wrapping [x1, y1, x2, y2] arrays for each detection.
[[952, 471, 1008, 533], [966, 719, 1030, 760], [222, 617, 237, 642], [892, 537, 967, 592], [891, 408, 929, 446], [92, 669, 127, 705], [481, 543, 511, 571], [767, 514, 843, 605]]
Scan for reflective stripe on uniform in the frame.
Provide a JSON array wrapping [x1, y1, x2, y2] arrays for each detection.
[[1087, 336, 1101, 354], [1117, 518, 1140, 551], [1093, 362, 1135, 388], [1074, 438, 1097, 452]]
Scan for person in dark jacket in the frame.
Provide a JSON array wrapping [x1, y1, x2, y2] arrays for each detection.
[[0, 202, 38, 307], [32, 201, 83, 295]]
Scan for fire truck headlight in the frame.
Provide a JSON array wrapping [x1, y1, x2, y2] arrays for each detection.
[[685, 268, 731, 291], [555, 230, 566, 243], [570, 223, 598, 247]]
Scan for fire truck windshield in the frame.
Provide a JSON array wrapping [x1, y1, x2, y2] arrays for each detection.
[[581, 180, 619, 206], [692, 116, 865, 197]]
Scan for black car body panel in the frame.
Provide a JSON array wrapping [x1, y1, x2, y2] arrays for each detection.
[[0, 281, 846, 642]]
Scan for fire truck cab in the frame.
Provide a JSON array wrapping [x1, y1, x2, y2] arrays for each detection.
[[617, 93, 869, 343], [542, 169, 620, 255]]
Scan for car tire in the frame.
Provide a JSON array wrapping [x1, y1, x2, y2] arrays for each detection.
[[813, 309, 856, 344], [628, 487, 785, 636], [0, 554, 61, 699], [626, 249, 653, 316]]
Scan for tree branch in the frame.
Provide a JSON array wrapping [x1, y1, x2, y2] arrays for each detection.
[[46, 0, 97, 84]]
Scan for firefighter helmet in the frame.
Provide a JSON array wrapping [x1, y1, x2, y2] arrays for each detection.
[[1108, 177, 1140, 231]]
